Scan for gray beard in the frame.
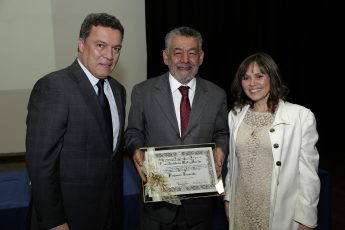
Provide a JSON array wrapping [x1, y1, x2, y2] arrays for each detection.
[[173, 75, 194, 84]]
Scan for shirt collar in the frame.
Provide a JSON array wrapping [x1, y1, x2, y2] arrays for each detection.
[[168, 73, 196, 93], [77, 58, 107, 87]]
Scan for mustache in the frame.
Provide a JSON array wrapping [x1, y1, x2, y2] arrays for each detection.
[[176, 63, 193, 68]]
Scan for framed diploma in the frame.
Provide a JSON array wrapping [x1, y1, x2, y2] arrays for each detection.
[[140, 143, 224, 204]]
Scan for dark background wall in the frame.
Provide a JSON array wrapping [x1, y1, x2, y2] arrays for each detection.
[[145, 1, 344, 228], [145, 0, 343, 175]]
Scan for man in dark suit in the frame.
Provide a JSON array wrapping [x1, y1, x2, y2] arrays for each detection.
[[26, 13, 126, 230], [125, 26, 229, 230]]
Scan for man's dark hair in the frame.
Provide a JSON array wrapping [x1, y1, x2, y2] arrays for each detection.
[[79, 13, 124, 40]]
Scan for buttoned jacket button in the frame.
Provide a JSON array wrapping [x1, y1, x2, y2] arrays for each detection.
[[270, 128, 275, 132], [273, 143, 279, 148], [276, 161, 281, 166]]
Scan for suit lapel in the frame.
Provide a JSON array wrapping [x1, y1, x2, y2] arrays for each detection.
[[153, 75, 180, 135], [109, 80, 124, 128], [108, 78, 125, 155], [187, 78, 208, 134], [68, 60, 112, 149]]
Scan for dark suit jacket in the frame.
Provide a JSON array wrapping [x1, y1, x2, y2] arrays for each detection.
[[125, 73, 229, 225], [26, 59, 126, 230]]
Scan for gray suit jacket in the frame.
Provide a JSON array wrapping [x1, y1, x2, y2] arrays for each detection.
[[26, 59, 126, 230], [125, 73, 229, 225]]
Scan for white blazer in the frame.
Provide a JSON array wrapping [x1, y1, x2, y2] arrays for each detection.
[[224, 100, 320, 230]]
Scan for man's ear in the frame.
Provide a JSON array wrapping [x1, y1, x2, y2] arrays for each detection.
[[198, 50, 204, 65], [162, 50, 169, 65], [78, 38, 85, 53]]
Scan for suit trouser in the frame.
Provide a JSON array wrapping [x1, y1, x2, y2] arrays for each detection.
[[141, 206, 212, 230]]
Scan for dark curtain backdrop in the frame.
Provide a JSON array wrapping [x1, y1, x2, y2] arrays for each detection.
[[145, 1, 342, 174]]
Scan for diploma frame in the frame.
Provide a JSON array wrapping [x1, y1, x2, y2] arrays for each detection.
[[140, 143, 224, 203]]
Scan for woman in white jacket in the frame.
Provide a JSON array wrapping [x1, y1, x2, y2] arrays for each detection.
[[224, 52, 320, 230]]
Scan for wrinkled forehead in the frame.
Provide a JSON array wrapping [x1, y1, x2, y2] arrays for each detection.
[[170, 36, 200, 50]]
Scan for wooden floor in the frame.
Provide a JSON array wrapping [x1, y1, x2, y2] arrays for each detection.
[[0, 155, 26, 172], [1, 154, 344, 230]]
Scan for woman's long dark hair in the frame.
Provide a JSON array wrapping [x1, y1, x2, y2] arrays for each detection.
[[231, 52, 289, 114]]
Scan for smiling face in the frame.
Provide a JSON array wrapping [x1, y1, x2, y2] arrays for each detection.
[[242, 62, 271, 110], [78, 25, 122, 79], [163, 35, 204, 84]]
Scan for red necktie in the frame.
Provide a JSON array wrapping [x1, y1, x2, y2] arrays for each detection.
[[179, 86, 190, 137]]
